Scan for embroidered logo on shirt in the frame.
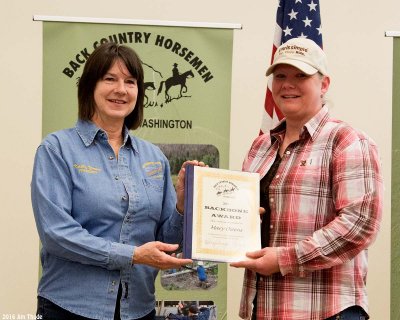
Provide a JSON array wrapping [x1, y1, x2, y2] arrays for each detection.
[[142, 161, 163, 179], [73, 164, 101, 174], [300, 159, 314, 166]]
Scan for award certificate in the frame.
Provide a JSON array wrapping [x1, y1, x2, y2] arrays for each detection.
[[183, 165, 260, 262]]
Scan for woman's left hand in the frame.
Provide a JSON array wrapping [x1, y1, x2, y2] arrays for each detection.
[[230, 247, 280, 276], [175, 160, 207, 214], [133, 241, 192, 269]]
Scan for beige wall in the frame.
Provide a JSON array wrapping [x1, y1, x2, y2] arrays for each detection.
[[1, 1, 397, 318]]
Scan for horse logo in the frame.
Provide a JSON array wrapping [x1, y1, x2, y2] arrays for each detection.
[[157, 70, 195, 103]]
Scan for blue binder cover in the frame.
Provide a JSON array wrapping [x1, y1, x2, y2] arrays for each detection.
[[183, 164, 194, 259]]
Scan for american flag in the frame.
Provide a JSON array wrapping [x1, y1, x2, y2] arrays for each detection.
[[260, 0, 323, 134]]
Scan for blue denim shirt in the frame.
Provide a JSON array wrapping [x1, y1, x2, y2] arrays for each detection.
[[31, 120, 184, 319]]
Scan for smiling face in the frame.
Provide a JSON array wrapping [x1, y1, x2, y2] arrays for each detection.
[[92, 58, 138, 128], [271, 64, 330, 125]]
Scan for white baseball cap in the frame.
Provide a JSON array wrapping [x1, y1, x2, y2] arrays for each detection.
[[266, 37, 328, 76]]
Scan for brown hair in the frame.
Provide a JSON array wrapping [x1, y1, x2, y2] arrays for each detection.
[[78, 42, 144, 130]]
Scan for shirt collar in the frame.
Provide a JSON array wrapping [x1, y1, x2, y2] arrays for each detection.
[[75, 120, 137, 152], [303, 105, 329, 140]]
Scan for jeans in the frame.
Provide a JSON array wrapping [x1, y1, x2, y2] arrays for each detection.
[[36, 295, 156, 320], [325, 306, 368, 320]]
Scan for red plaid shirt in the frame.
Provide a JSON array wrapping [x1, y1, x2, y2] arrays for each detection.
[[239, 106, 383, 320]]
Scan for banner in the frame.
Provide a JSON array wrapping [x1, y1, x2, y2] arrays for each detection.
[[42, 20, 234, 319], [391, 35, 400, 320]]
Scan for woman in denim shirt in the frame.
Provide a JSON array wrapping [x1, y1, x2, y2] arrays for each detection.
[[32, 43, 200, 320]]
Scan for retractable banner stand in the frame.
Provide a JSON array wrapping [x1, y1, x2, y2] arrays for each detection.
[[388, 32, 400, 320], [39, 18, 238, 319]]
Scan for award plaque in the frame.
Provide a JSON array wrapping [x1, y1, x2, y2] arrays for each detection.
[[183, 165, 261, 262]]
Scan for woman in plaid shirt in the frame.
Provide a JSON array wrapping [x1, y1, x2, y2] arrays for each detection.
[[231, 38, 383, 320]]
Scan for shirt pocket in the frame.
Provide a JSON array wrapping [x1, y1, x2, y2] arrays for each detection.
[[293, 155, 329, 192], [142, 178, 164, 220]]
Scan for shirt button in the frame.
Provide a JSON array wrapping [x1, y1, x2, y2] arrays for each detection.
[[299, 265, 306, 277], [275, 174, 280, 179], [115, 176, 119, 180], [285, 150, 291, 155], [109, 156, 114, 160], [112, 281, 116, 286], [270, 225, 273, 229], [122, 196, 127, 201], [269, 198, 274, 203]]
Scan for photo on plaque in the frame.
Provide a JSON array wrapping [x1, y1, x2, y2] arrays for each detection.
[[160, 260, 217, 291], [156, 143, 219, 185], [155, 300, 217, 319], [183, 166, 261, 262]]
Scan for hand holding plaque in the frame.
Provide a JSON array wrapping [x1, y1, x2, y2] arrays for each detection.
[[183, 165, 261, 262]]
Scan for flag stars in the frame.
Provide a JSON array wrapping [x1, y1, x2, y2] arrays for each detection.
[[299, 33, 308, 39], [283, 26, 293, 36], [288, 9, 298, 20], [302, 16, 312, 27], [295, 0, 302, 3], [308, 1, 318, 11], [316, 24, 323, 35]]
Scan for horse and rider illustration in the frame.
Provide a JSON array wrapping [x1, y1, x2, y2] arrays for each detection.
[[143, 63, 195, 106], [157, 63, 195, 103]]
